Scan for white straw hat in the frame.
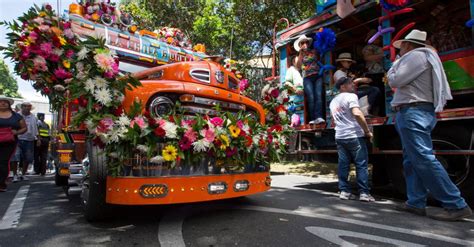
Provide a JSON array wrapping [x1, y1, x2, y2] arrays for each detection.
[[0, 95, 14, 105], [293, 34, 313, 52], [393, 29, 433, 49], [336, 53, 356, 63]]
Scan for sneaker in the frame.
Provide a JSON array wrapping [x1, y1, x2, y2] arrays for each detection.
[[339, 191, 352, 200], [429, 206, 472, 221], [314, 118, 325, 124], [20, 176, 29, 181], [395, 203, 426, 216], [12, 175, 19, 183], [308, 119, 317, 124], [359, 193, 375, 202]]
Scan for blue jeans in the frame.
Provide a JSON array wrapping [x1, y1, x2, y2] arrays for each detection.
[[18, 140, 34, 164], [336, 137, 370, 194], [303, 74, 323, 121], [395, 104, 467, 209], [356, 85, 380, 110]]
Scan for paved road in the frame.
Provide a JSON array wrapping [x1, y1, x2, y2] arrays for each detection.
[[0, 174, 473, 247]]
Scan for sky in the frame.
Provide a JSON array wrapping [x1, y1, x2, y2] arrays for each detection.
[[0, 0, 117, 102]]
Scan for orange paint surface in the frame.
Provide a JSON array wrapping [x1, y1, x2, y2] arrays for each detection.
[[105, 172, 271, 205]]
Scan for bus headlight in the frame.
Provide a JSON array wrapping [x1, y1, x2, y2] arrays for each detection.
[[149, 96, 174, 117]]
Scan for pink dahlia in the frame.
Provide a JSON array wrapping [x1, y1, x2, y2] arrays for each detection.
[[210, 117, 224, 127], [54, 68, 72, 79]]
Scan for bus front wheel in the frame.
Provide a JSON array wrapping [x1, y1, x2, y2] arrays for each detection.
[[81, 141, 109, 221]]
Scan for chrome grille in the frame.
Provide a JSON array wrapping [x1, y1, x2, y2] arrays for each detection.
[[189, 69, 210, 83]]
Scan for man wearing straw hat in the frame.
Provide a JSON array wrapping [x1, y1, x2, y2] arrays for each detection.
[[388, 29, 472, 221]]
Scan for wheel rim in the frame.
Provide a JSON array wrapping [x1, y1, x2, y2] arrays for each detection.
[[432, 139, 470, 186], [81, 178, 90, 207]]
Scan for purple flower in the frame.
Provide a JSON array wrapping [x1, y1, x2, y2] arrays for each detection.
[[54, 68, 72, 79], [40, 42, 53, 56]]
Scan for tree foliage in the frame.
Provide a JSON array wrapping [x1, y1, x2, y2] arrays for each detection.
[[121, 0, 314, 61], [0, 58, 21, 97]]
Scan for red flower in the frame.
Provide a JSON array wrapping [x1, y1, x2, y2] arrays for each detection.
[[78, 96, 88, 107], [113, 106, 124, 116], [42, 87, 50, 94], [268, 124, 283, 132], [62, 22, 71, 29], [92, 136, 106, 149], [168, 115, 175, 122], [179, 137, 192, 151], [275, 105, 286, 113], [268, 133, 273, 144], [270, 88, 279, 98], [154, 127, 166, 137], [245, 135, 253, 147], [225, 147, 237, 157]]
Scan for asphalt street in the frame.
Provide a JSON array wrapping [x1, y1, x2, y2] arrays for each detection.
[[0, 174, 473, 247]]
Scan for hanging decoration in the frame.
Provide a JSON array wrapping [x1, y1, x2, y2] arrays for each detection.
[[313, 28, 336, 55], [380, 0, 410, 11]]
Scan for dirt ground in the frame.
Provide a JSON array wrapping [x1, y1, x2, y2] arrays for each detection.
[[270, 161, 372, 180]]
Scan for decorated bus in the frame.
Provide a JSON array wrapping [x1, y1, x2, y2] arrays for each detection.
[[275, 0, 474, 204], [1, 2, 293, 221]]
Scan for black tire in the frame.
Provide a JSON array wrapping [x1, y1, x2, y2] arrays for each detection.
[[81, 141, 109, 221], [54, 170, 68, 186]]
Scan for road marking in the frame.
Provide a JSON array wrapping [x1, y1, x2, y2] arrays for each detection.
[[239, 205, 474, 246], [306, 227, 425, 247], [0, 185, 30, 230], [158, 211, 187, 247], [158, 203, 473, 246]]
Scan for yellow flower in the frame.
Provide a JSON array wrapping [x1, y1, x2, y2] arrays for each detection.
[[220, 134, 230, 147], [228, 125, 240, 138], [39, 12, 47, 17], [59, 36, 67, 46], [62, 60, 70, 69], [162, 145, 178, 161]]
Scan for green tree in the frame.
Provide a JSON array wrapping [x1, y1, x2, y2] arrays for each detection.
[[0, 58, 21, 97]]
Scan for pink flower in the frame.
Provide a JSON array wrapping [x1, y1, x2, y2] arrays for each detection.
[[103, 71, 114, 79], [236, 120, 244, 129], [38, 25, 50, 32], [97, 118, 114, 133], [20, 48, 30, 60], [201, 128, 216, 143], [33, 56, 48, 72], [29, 32, 39, 42], [65, 50, 74, 58], [40, 42, 53, 56], [210, 117, 224, 127], [184, 129, 197, 143], [239, 79, 249, 91], [48, 54, 60, 62], [225, 147, 237, 157], [181, 119, 195, 128], [130, 116, 147, 129], [94, 53, 117, 73], [63, 29, 74, 39], [179, 137, 192, 151], [54, 68, 72, 79], [33, 17, 44, 25], [62, 22, 71, 29]]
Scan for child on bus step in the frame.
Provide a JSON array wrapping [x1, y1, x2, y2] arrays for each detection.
[[295, 35, 325, 125]]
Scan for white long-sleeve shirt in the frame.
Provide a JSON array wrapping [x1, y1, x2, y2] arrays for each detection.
[[388, 50, 434, 107]]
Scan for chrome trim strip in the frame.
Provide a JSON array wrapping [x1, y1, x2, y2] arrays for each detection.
[[189, 68, 211, 83]]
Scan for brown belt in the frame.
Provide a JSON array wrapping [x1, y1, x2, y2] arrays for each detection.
[[393, 102, 433, 112]]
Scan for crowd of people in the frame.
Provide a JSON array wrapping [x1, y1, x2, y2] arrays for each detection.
[[0, 98, 51, 192], [286, 29, 472, 221]]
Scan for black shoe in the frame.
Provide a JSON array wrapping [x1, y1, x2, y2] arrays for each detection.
[[429, 206, 472, 221], [395, 203, 426, 216]]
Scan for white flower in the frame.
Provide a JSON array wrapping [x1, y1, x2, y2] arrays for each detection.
[[76, 72, 87, 80], [279, 135, 287, 146], [109, 152, 119, 158], [84, 78, 95, 93], [85, 119, 96, 134], [252, 135, 260, 146], [94, 87, 112, 106], [117, 114, 131, 127], [150, 155, 165, 164], [98, 133, 109, 143], [77, 47, 89, 60], [241, 124, 250, 134], [163, 122, 178, 139], [94, 76, 109, 89], [53, 48, 63, 56], [108, 127, 127, 144], [262, 84, 271, 95], [53, 84, 65, 92], [192, 139, 210, 153], [278, 111, 287, 120], [277, 89, 288, 103], [136, 145, 149, 153]]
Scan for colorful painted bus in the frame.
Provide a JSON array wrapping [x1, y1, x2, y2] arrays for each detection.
[[52, 3, 270, 221], [275, 0, 474, 203]]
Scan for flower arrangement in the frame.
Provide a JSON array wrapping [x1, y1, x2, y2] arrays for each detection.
[[2, 3, 293, 177], [0, 4, 79, 110]]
